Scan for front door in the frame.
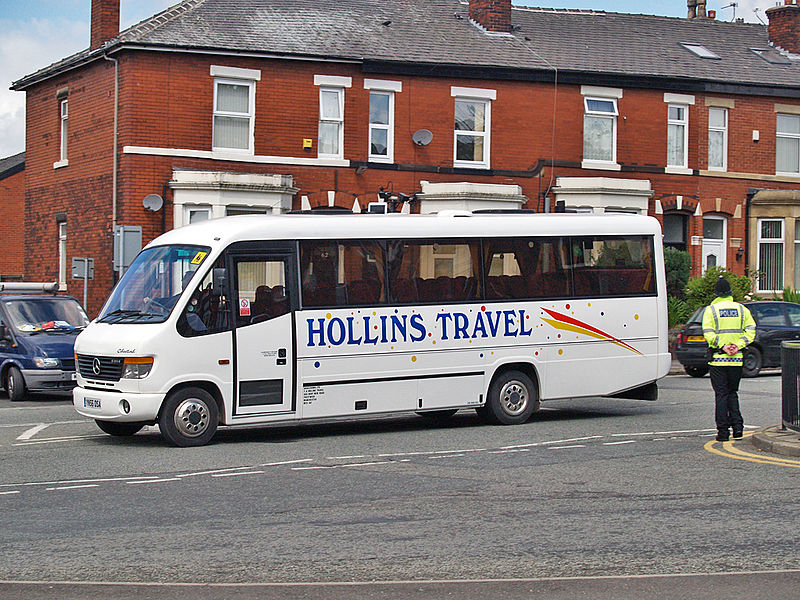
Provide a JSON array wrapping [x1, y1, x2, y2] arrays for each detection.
[[231, 244, 297, 416], [702, 216, 727, 273]]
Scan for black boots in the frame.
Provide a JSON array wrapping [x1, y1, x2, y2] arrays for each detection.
[[716, 428, 730, 442], [732, 429, 743, 439]]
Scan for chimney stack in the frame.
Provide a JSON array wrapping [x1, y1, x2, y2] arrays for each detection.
[[767, 0, 800, 54], [469, 0, 512, 33], [91, 0, 120, 50], [687, 0, 707, 19]]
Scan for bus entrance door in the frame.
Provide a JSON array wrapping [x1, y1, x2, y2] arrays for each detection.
[[231, 249, 297, 416]]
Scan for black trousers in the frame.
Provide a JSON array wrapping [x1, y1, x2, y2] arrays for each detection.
[[709, 365, 744, 431]]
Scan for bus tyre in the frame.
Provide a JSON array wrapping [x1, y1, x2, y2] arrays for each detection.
[[482, 370, 539, 425], [6, 366, 26, 402], [95, 420, 145, 437], [158, 387, 219, 447], [742, 347, 762, 378]]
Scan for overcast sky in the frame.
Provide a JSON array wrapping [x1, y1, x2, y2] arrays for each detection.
[[0, 0, 778, 159]]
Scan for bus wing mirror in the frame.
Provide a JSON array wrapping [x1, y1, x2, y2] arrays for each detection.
[[212, 268, 227, 297]]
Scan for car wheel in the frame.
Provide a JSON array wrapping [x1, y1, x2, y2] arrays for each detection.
[[6, 366, 26, 402], [158, 387, 218, 447], [95, 420, 146, 437], [480, 369, 539, 425], [685, 366, 709, 378], [742, 347, 762, 378]]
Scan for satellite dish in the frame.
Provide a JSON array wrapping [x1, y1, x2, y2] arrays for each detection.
[[142, 194, 164, 212], [412, 129, 433, 146]]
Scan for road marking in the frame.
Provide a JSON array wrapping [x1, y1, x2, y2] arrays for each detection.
[[603, 440, 636, 446], [46, 484, 99, 491], [0, 476, 160, 490], [704, 432, 800, 468], [16, 423, 50, 440], [548, 444, 586, 449], [127, 478, 181, 485], [212, 471, 264, 478], [0, 490, 20, 496], [13, 434, 107, 446], [292, 460, 393, 471]]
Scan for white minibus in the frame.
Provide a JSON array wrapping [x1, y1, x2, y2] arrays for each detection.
[[73, 212, 670, 446]]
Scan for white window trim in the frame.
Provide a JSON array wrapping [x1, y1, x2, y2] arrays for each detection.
[[212, 77, 256, 154], [664, 93, 696, 105], [210, 65, 261, 81], [757, 218, 785, 293], [581, 95, 619, 168], [667, 103, 690, 169], [314, 75, 352, 88], [450, 86, 497, 101], [55, 98, 68, 169], [453, 93, 493, 169], [318, 86, 345, 160], [776, 113, 800, 176], [368, 90, 395, 163], [708, 106, 728, 172], [58, 221, 67, 291], [364, 79, 402, 93]]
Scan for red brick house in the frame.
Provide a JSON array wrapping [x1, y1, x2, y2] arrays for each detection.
[[0, 152, 25, 281], [11, 0, 800, 313]]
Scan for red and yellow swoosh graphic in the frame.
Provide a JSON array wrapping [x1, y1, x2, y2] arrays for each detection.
[[540, 308, 642, 355]]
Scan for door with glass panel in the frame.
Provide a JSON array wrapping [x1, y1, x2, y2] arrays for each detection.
[[230, 244, 297, 416], [702, 216, 726, 273], [758, 219, 784, 294]]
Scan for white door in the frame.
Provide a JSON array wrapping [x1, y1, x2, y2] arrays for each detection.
[[702, 216, 726, 272], [231, 247, 297, 416]]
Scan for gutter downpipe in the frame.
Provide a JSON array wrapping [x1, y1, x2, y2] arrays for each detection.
[[103, 52, 119, 281]]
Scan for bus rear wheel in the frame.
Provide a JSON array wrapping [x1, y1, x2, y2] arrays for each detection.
[[480, 369, 539, 425], [158, 387, 218, 447]]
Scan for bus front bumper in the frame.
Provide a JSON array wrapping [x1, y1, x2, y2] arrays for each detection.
[[72, 387, 164, 422]]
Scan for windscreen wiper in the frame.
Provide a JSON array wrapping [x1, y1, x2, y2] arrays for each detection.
[[98, 309, 143, 323]]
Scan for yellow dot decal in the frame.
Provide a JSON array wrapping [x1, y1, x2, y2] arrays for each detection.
[[411, 356, 417, 362], [326, 313, 332, 320], [558, 349, 564, 355], [634, 314, 639, 320]]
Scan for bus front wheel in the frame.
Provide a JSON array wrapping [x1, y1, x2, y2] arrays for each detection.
[[158, 387, 219, 447], [480, 369, 539, 425], [95, 420, 145, 437]]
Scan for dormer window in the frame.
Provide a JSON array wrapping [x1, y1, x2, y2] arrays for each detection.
[[680, 43, 720, 60]]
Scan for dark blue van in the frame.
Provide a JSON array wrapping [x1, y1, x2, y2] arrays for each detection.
[[0, 286, 90, 401]]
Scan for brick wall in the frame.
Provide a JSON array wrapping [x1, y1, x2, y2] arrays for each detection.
[[767, 3, 800, 54], [0, 167, 25, 278], [21, 47, 800, 308]]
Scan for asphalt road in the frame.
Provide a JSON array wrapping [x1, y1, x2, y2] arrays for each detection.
[[1, 373, 799, 599]]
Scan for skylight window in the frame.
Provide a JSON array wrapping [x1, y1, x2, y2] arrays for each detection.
[[750, 48, 791, 65], [680, 43, 720, 60]]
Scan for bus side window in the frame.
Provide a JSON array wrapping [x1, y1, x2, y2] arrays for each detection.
[[236, 259, 289, 326], [176, 258, 230, 337]]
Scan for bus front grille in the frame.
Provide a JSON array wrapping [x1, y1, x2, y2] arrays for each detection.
[[76, 355, 124, 381]]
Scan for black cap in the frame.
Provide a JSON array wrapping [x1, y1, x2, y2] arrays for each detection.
[[714, 277, 732, 297]]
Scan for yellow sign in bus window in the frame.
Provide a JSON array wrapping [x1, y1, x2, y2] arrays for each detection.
[[191, 251, 208, 265]]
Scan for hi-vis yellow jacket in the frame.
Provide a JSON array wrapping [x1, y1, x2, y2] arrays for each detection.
[[702, 296, 756, 367]]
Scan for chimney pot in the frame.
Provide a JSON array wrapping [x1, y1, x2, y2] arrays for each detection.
[[708, 9, 716, 18], [91, 0, 120, 50]]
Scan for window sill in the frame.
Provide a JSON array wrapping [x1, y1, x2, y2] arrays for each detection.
[[665, 166, 692, 175], [581, 160, 620, 171], [53, 159, 69, 169], [453, 161, 491, 170]]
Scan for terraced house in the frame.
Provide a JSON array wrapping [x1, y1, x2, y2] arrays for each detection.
[[11, 0, 800, 313]]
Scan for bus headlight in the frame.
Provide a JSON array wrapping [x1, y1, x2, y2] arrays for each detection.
[[33, 357, 60, 369], [122, 357, 154, 379]]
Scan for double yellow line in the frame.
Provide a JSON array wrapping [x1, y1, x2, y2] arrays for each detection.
[[704, 431, 800, 468]]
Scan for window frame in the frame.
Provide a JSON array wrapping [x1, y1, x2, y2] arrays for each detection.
[[757, 218, 785, 293], [707, 106, 728, 172], [317, 86, 345, 160], [58, 221, 67, 291], [452, 91, 493, 170], [776, 113, 800, 176], [582, 96, 618, 166], [368, 90, 395, 163], [667, 103, 689, 169], [212, 77, 256, 154]]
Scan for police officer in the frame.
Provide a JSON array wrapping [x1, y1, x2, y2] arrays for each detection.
[[702, 277, 756, 441]]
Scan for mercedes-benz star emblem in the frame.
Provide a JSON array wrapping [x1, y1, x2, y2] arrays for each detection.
[[92, 358, 101, 376]]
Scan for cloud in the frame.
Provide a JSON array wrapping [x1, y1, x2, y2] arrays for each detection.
[[0, 17, 86, 158]]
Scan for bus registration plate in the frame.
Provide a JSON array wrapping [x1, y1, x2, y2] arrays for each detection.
[[83, 397, 101, 409]]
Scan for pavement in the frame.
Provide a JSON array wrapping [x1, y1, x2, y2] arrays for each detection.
[[668, 357, 800, 457]]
